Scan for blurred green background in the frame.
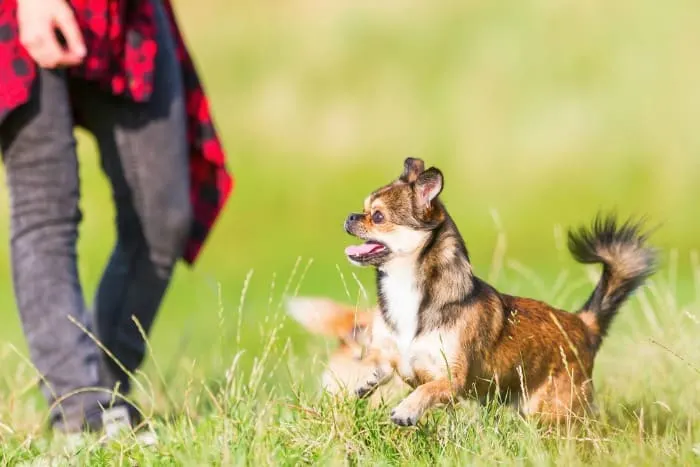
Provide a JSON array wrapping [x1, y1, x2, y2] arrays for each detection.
[[0, 0, 699, 384]]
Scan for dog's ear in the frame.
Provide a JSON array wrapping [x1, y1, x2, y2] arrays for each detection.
[[400, 157, 425, 183], [414, 167, 443, 207], [285, 297, 373, 344]]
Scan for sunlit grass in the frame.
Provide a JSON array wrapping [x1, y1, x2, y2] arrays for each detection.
[[0, 244, 698, 464]]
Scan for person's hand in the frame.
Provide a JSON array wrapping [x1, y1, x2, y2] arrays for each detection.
[[17, 0, 86, 69]]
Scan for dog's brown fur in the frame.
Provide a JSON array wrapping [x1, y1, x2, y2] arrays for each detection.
[[329, 158, 657, 427]]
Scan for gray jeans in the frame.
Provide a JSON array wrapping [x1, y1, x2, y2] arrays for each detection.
[[0, 0, 191, 431]]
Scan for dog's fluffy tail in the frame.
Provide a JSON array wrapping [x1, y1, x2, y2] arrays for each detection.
[[568, 214, 657, 348], [285, 296, 374, 342]]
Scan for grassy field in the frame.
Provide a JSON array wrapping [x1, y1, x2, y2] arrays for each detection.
[[1, 0, 700, 464]]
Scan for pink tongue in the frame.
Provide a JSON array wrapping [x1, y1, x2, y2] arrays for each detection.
[[345, 242, 383, 256]]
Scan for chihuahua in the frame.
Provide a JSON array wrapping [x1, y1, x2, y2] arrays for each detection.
[[339, 157, 656, 426]]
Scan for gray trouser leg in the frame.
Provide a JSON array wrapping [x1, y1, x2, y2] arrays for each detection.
[[71, 0, 191, 394], [0, 68, 111, 431], [0, 0, 190, 430]]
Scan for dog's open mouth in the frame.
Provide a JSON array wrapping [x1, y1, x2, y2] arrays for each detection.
[[345, 240, 389, 262]]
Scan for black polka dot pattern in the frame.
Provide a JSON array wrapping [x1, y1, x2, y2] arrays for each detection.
[[11, 57, 29, 76]]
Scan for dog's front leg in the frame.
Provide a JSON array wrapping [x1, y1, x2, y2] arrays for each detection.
[[390, 378, 460, 426], [354, 348, 395, 399]]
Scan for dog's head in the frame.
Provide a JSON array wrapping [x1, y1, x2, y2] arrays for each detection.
[[344, 158, 446, 267]]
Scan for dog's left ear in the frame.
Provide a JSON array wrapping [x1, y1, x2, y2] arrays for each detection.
[[400, 157, 425, 183], [415, 167, 443, 207]]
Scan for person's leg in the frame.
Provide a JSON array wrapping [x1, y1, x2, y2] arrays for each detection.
[[71, 0, 191, 394], [0, 68, 112, 432]]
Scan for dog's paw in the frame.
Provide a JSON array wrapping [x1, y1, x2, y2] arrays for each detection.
[[390, 409, 419, 427], [390, 399, 423, 427], [355, 382, 376, 399]]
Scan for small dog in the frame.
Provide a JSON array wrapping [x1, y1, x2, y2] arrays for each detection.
[[337, 157, 656, 426]]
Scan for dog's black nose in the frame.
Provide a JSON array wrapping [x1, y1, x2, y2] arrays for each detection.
[[345, 213, 362, 233]]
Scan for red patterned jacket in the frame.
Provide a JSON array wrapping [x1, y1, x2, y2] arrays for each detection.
[[0, 0, 233, 265]]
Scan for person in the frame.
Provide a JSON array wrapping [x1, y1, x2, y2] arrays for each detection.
[[0, 0, 233, 433]]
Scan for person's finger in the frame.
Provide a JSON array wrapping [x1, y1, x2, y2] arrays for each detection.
[[32, 50, 61, 69], [53, 4, 85, 65], [19, 25, 45, 52], [28, 32, 65, 68]]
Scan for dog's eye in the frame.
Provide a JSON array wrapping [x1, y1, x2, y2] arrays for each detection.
[[372, 211, 385, 224]]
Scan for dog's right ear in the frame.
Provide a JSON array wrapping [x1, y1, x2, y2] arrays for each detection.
[[414, 167, 444, 207], [285, 297, 373, 344], [400, 157, 425, 183]]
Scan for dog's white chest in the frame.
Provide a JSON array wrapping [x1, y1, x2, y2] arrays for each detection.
[[380, 259, 421, 373]]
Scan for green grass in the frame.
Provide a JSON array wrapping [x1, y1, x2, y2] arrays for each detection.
[[0, 0, 699, 463], [0, 258, 699, 465]]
